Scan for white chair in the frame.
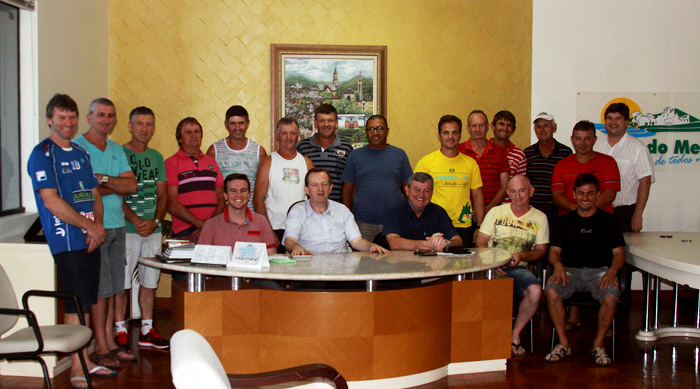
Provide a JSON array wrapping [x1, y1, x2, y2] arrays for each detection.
[[170, 329, 347, 389], [0, 263, 94, 388]]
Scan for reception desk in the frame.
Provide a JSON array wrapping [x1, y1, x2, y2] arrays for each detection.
[[141, 249, 512, 388]]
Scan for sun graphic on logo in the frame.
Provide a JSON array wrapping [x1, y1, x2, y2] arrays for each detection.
[[601, 97, 642, 125]]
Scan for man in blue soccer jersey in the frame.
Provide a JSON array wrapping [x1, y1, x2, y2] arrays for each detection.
[[27, 94, 113, 386]]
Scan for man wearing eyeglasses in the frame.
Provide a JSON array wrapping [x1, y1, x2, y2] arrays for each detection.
[[341, 115, 413, 241]]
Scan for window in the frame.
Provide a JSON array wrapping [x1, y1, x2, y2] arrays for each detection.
[[0, 2, 23, 216]]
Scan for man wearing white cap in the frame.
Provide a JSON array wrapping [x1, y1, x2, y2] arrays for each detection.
[[524, 112, 572, 228]]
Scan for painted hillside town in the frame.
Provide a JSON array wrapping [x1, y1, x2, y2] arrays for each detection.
[[284, 58, 375, 146]]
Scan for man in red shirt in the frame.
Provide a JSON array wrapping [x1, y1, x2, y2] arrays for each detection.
[[490, 110, 526, 179], [458, 110, 509, 213], [165, 117, 225, 242], [551, 120, 620, 216]]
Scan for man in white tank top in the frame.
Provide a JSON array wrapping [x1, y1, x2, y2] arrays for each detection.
[[254, 117, 314, 249], [206, 105, 267, 210]]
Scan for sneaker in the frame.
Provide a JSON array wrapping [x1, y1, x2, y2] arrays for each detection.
[[138, 328, 170, 349], [114, 331, 130, 350]]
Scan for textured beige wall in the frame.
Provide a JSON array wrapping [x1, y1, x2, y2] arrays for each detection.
[[109, 0, 532, 165]]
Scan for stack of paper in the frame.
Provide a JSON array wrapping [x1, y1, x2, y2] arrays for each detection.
[[161, 239, 195, 261]]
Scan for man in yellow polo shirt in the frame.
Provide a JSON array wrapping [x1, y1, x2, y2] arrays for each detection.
[[415, 115, 484, 247]]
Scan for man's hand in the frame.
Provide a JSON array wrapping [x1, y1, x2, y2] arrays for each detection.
[[598, 270, 619, 289], [510, 252, 525, 267], [291, 245, 312, 256], [547, 264, 569, 286], [134, 219, 158, 237], [369, 244, 390, 254], [85, 222, 106, 253], [428, 233, 449, 252], [631, 212, 643, 232]]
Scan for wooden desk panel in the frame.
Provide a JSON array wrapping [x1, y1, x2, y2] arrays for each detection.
[[171, 277, 513, 382]]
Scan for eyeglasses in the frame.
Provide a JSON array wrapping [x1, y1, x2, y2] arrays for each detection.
[[366, 126, 387, 133]]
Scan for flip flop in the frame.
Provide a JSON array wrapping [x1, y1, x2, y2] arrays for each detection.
[[93, 352, 121, 369], [89, 365, 117, 377], [511, 342, 526, 356], [110, 346, 138, 361], [70, 376, 88, 389]]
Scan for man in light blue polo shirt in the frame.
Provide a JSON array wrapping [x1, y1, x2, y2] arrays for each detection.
[[73, 98, 138, 367], [284, 168, 389, 255]]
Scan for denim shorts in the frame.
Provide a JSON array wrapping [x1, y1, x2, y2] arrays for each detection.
[[545, 266, 620, 303], [502, 265, 540, 297]]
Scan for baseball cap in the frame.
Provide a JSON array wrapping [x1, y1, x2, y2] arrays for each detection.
[[533, 112, 556, 124]]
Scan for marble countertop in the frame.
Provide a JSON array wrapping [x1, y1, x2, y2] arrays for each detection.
[[139, 248, 512, 281]]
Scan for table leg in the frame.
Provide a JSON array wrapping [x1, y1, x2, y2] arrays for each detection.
[[366, 280, 376, 292], [636, 271, 657, 341], [673, 282, 679, 328], [484, 269, 494, 280], [696, 291, 700, 329], [232, 277, 242, 290], [654, 276, 661, 330], [188, 272, 204, 292]]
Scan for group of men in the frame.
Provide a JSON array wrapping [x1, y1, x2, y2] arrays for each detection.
[[29, 91, 653, 386]]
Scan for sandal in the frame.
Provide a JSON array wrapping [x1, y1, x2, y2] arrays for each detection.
[[545, 343, 572, 362], [89, 365, 116, 377], [110, 346, 138, 362], [511, 342, 526, 356], [93, 352, 121, 369], [70, 376, 88, 389], [592, 346, 611, 366]]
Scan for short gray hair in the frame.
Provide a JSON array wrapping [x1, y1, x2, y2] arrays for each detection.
[[276, 116, 299, 134], [88, 97, 115, 114], [407, 172, 433, 189]]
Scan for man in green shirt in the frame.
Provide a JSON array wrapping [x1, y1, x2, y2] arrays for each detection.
[[116, 107, 169, 349]]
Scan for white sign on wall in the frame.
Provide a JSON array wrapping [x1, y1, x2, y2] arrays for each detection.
[[577, 93, 700, 172]]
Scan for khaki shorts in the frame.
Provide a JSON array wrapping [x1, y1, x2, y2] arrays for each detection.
[[125, 233, 162, 289]]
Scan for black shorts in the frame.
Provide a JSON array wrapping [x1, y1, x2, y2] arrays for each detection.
[[53, 248, 101, 314]]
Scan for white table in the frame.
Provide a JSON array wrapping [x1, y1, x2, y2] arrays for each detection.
[[624, 232, 700, 341]]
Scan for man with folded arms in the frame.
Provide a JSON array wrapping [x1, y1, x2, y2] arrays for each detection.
[[382, 172, 462, 251], [545, 173, 625, 366], [476, 175, 548, 357]]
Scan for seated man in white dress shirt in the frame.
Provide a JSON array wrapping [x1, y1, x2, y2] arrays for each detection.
[[284, 168, 389, 255]]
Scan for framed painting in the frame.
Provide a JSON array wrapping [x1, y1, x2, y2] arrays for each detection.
[[271, 44, 387, 149]]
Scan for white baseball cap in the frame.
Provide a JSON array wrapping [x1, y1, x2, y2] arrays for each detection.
[[533, 112, 556, 124]]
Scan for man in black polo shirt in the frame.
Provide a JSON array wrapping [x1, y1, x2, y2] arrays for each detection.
[[382, 172, 463, 250], [544, 173, 625, 366]]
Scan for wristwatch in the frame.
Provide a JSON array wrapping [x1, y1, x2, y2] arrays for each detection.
[[100, 175, 109, 185], [154, 218, 162, 227]]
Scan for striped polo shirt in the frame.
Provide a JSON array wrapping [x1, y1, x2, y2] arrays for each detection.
[[458, 139, 509, 205], [297, 134, 353, 202], [165, 148, 224, 234], [524, 141, 572, 212]]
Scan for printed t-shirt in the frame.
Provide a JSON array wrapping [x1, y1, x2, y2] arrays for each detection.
[[414, 150, 483, 228], [123, 146, 166, 235], [479, 204, 549, 267]]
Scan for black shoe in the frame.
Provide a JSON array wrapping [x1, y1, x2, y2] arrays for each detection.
[[138, 328, 170, 349]]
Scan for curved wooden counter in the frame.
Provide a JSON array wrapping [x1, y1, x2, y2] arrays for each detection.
[[141, 249, 513, 388]]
